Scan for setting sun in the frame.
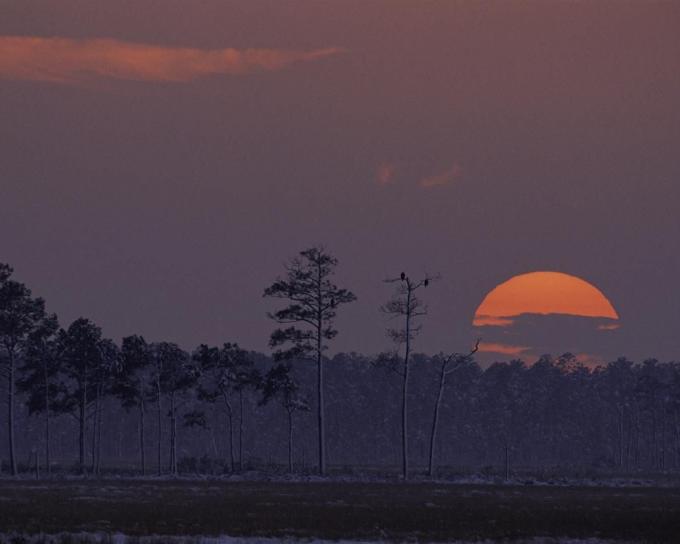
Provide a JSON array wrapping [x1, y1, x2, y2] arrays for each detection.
[[474, 271, 619, 327]]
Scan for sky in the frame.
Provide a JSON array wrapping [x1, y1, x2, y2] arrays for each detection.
[[1, 1, 679, 363]]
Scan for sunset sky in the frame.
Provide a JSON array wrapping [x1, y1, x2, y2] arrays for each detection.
[[1, 1, 679, 363]]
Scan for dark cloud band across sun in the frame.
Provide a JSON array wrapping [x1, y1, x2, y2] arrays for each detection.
[[0, 36, 343, 83]]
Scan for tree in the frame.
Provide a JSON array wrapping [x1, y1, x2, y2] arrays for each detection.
[[260, 362, 309, 472], [480, 359, 528, 479], [91, 338, 119, 475], [57, 317, 114, 474], [263, 246, 356, 476], [113, 335, 153, 475], [17, 313, 63, 475], [381, 271, 435, 479], [151, 342, 195, 476], [193, 343, 259, 471], [427, 339, 479, 477], [0, 264, 47, 476]]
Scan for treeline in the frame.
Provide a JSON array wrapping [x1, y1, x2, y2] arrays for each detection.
[[1, 251, 679, 479]]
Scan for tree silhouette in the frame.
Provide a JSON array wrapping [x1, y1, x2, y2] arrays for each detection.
[[17, 312, 63, 475], [0, 264, 47, 476], [193, 343, 259, 472], [427, 339, 479, 477], [151, 342, 195, 476], [381, 271, 436, 479], [263, 246, 356, 476], [113, 335, 153, 475], [260, 362, 309, 472], [56, 318, 112, 474]]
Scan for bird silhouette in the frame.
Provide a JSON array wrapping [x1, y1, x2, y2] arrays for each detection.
[[400, 272, 405, 281]]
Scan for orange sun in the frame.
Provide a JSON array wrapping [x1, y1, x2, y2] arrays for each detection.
[[473, 271, 619, 327]]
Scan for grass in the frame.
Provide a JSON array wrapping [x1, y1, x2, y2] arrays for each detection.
[[0, 479, 678, 542]]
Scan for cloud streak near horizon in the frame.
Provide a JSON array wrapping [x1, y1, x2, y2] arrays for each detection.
[[478, 342, 531, 357], [0, 36, 343, 83]]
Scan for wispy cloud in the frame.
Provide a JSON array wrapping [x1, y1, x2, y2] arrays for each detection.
[[419, 164, 462, 188], [478, 342, 531, 356], [375, 163, 396, 185], [473, 315, 515, 327], [0, 36, 343, 83], [597, 322, 621, 331]]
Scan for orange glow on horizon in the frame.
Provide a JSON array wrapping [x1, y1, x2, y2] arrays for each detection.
[[474, 271, 619, 326]]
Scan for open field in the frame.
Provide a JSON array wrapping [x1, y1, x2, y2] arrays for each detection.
[[0, 480, 679, 542]]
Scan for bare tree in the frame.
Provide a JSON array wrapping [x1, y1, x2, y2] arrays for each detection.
[[381, 271, 436, 479], [427, 339, 480, 477], [263, 246, 356, 476]]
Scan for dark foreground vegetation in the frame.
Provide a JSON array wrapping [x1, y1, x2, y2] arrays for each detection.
[[0, 479, 679, 542]]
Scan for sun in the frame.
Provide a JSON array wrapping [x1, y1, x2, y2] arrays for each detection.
[[474, 271, 619, 327]]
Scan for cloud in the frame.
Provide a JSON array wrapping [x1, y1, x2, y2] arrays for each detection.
[[597, 322, 621, 331], [473, 315, 515, 327], [376, 163, 396, 185], [419, 164, 462, 188], [478, 342, 531, 356], [0, 36, 343, 83]]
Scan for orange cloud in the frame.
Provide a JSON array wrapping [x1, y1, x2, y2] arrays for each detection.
[[0, 36, 343, 83], [472, 315, 515, 327], [376, 163, 396, 185], [478, 342, 531, 356], [419, 164, 461, 188]]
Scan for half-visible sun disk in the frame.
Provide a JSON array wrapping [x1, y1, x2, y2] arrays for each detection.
[[474, 271, 618, 326]]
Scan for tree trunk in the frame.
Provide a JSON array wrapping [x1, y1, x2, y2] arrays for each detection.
[[288, 409, 294, 473], [238, 388, 244, 471], [316, 268, 326, 476], [427, 362, 447, 477], [673, 408, 680, 469], [79, 382, 87, 474], [317, 347, 325, 476], [91, 388, 100, 474], [139, 400, 146, 475], [96, 392, 103, 475], [223, 394, 234, 472], [7, 349, 17, 476], [44, 363, 51, 476], [156, 377, 162, 476], [169, 393, 177, 476], [618, 405, 624, 468], [505, 442, 510, 481], [401, 285, 412, 480]]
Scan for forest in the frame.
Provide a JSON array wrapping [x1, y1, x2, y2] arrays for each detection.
[[1, 249, 679, 480]]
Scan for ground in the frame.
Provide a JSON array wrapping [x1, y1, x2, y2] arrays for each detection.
[[0, 479, 678, 542]]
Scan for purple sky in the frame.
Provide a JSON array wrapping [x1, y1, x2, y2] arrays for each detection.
[[1, 1, 679, 363]]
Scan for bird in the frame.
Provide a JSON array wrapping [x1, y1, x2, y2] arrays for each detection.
[[424, 279, 429, 287], [400, 272, 406, 281]]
